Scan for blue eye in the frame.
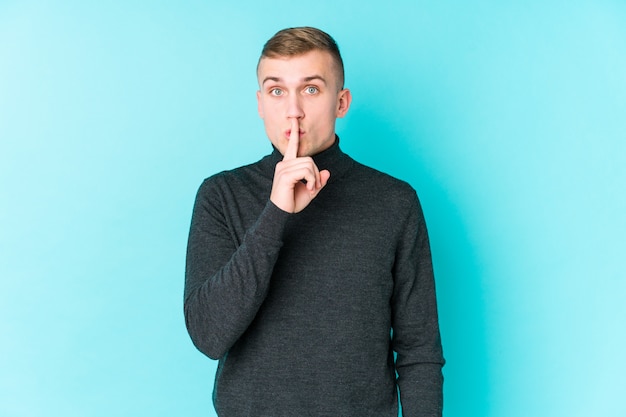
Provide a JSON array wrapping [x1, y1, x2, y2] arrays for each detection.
[[270, 88, 283, 96], [305, 86, 318, 94]]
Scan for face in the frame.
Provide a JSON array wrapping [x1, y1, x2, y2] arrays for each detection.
[[256, 50, 351, 157]]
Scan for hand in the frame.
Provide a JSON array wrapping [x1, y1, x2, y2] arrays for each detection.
[[270, 119, 331, 213]]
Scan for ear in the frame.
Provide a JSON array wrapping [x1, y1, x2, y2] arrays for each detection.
[[256, 90, 264, 118], [335, 88, 352, 118]]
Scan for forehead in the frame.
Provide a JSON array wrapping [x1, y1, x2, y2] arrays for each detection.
[[257, 50, 339, 85]]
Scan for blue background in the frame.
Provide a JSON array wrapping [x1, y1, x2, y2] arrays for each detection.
[[1, 1, 625, 416]]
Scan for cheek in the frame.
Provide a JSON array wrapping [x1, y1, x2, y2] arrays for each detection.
[[307, 101, 334, 120], [268, 112, 282, 128], [262, 103, 283, 122], [262, 112, 283, 136]]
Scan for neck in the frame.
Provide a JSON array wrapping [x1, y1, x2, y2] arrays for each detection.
[[260, 135, 353, 183]]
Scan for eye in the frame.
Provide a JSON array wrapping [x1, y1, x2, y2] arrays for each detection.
[[269, 88, 284, 96], [305, 86, 319, 95]]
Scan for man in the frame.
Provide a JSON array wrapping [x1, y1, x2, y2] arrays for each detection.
[[185, 27, 444, 416]]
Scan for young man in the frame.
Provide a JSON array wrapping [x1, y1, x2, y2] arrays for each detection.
[[185, 27, 444, 416]]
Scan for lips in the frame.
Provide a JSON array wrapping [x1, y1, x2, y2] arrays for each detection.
[[286, 129, 304, 138]]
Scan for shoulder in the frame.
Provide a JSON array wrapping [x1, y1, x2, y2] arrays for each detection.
[[197, 158, 268, 195], [348, 159, 419, 205], [203, 159, 263, 184]]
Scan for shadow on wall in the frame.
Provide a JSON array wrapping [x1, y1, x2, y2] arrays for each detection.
[[343, 98, 490, 417]]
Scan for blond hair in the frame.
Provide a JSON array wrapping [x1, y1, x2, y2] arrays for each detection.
[[258, 27, 345, 88]]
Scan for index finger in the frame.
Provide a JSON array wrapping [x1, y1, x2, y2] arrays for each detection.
[[284, 118, 299, 160]]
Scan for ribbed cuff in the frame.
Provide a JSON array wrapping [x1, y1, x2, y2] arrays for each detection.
[[249, 199, 291, 243]]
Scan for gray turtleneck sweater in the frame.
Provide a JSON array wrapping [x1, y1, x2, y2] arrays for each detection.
[[184, 139, 444, 417]]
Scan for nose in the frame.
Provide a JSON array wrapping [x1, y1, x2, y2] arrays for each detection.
[[286, 94, 304, 119]]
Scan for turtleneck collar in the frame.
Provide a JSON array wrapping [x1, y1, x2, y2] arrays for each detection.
[[258, 135, 354, 183]]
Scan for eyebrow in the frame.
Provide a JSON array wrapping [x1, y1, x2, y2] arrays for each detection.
[[262, 75, 328, 86], [303, 75, 327, 85]]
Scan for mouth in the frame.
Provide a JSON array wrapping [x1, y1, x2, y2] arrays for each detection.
[[285, 129, 304, 139]]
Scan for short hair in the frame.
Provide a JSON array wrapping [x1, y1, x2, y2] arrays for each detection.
[[258, 27, 345, 89]]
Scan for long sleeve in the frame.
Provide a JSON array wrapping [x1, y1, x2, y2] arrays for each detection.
[[184, 177, 289, 360], [184, 143, 445, 416], [391, 192, 445, 417]]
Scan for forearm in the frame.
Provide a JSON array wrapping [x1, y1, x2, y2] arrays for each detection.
[[184, 194, 289, 359], [395, 342, 445, 416]]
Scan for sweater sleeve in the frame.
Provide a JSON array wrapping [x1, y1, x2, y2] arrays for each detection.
[[184, 178, 289, 360], [391, 191, 445, 417]]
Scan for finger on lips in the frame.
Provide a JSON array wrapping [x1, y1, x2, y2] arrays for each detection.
[[284, 118, 299, 160], [282, 118, 322, 192]]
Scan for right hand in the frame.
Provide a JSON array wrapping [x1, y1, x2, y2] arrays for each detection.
[[270, 118, 331, 213]]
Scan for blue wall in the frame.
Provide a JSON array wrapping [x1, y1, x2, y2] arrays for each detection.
[[1, 1, 624, 416]]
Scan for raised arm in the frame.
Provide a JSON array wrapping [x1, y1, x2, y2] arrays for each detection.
[[184, 185, 289, 359], [184, 119, 331, 359]]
